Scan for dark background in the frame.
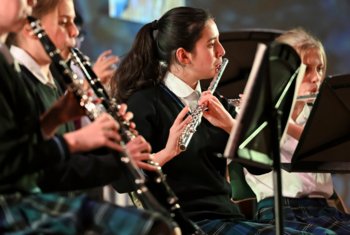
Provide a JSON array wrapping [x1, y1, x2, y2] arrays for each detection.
[[76, 0, 350, 76]]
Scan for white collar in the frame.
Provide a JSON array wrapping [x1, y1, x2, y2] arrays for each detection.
[[163, 71, 201, 98], [10, 45, 56, 88]]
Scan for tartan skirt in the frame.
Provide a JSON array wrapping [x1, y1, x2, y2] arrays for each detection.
[[0, 193, 171, 235], [196, 217, 318, 235], [256, 197, 350, 235]]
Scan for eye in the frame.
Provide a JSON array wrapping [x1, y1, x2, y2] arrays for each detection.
[[207, 39, 216, 48], [317, 66, 324, 74], [59, 17, 68, 26], [305, 65, 311, 73]]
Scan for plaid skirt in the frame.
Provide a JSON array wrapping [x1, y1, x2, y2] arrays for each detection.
[[196, 218, 318, 235], [256, 197, 350, 235], [0, 193, 171, 235]]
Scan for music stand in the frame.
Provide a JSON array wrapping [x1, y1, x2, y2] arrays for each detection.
[[224, 42, 304, 235], [201, 29, 283, 98], [282, 74, 350, 173]]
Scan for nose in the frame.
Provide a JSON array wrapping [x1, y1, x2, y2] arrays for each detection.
[[67, 22, 80, 47], [69, 22, 80, 39], [217, 41, 225, 58], [310, 69, 322, 85], [305, 69, 322, 92]]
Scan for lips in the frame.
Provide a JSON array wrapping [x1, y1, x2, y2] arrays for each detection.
[[310, 85, 319, 94], [215, 62, 222, 72]]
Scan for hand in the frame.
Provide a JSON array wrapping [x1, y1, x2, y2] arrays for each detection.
[[286, 119, 303, 140], [40, 90, 85, 137], [64, 113, 122, 153], [93, 50, 119, 85], [58, 89, 86, 122], [199, 91, 235, 133], [153, 106, 192, 166], [117, 103, 133, 123], [291, 100, 306, 121], [125, 135, 158, 171], [114, 103, 137, 133]]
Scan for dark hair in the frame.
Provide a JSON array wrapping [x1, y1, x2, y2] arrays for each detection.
[[110, 7, 213, 102]]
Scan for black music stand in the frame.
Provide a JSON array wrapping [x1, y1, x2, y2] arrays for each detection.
[[224, 42, 303, 235], [282, 74, 350, 173], [201, 29, 283, 98]]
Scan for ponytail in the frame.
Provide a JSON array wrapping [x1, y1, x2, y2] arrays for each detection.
[[111, 23, 164, 102]]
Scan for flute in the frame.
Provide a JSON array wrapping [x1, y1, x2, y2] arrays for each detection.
[[296, 93, 318, 101], [70, 47, 206, 235], [228, 92, 319, 109], [178, 58, 229, 151]]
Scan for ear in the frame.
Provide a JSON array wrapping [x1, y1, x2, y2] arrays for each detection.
[[175, 47, 192, 65]]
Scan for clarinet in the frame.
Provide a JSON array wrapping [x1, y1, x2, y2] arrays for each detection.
[[178, 58, 229, 151], [27, 16, 181, 232], [70, 47, 207, 235]]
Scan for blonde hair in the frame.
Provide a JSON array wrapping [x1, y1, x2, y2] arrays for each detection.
[[276, 27, 327, 76]]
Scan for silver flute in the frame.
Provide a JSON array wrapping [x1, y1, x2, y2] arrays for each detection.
[[228, 92, 319, 109], [296, 93, 318, 101], [70, 47, 206, 235], [178, 58, 229, 151]]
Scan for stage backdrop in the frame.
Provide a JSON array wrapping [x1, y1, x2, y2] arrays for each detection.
[[75, 0, 350, 208]]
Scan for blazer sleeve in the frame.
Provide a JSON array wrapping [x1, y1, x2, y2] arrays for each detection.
[[0, 56, 70, 184]]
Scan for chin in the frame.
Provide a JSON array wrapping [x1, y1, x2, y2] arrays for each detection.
[[200, 77, 212, 81], [61, 52, 70, 61]]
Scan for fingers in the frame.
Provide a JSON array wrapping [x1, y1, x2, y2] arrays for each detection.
[[126, 135, 152, 154], [129, 122, 137, 130], [96, 50, 119, 67], [131, 152, 153, 162], [96, 50, 113, 61], [103, 56, 119, 66], [104, 140, 124, 152], [117, 103, 134, 122], [125, 135, 158, 171], [171, 106, 192, 139], [118, 103, 127, 115], [60, 90, 86, 119], [98, 70, 116, 84], [174, 106, 191, 124], [93, 50, 119, 84], [96, 113, 120, 130], [100, 49, 112, 56], [135, 161, 159, 171], [103, 127, 121, 142], [123, 111, 133, 122], [198, 91, 220, 106]]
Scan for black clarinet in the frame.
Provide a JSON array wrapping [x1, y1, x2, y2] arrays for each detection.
[[70, 47, 207, 235], [27, 15, 181, 232]]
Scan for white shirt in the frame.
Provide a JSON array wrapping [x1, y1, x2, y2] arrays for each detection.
[[10, 46, 56, 88], [244, 105, 334, 202], [163, 71, 202, 111]]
